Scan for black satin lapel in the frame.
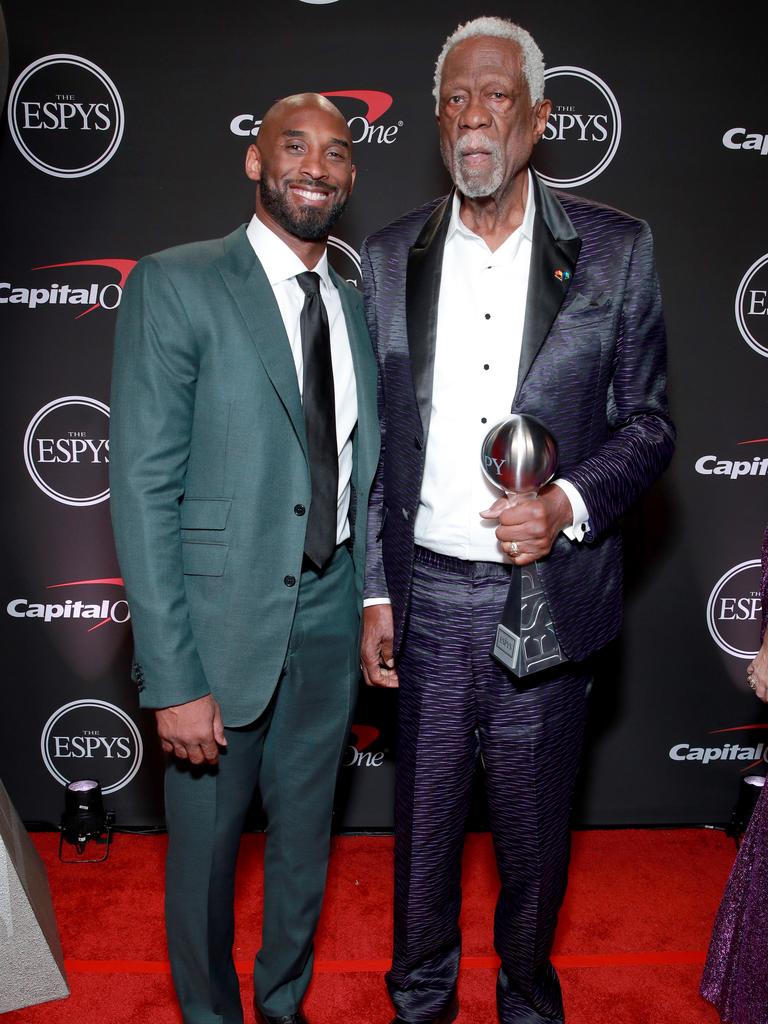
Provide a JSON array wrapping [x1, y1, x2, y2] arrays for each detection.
[[516, 224, 581, 401], [515, 176, 582, 402], [406, 196, 452, 440]]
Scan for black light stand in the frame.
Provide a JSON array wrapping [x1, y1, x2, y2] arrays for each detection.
[[59, 779, 115, 863]]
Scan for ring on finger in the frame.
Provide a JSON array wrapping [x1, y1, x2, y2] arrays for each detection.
[[508, 541, 519, 556]]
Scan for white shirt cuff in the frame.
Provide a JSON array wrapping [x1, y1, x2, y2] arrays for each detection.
[[363, 597, 391, 607], [553, 478, 590, 542]]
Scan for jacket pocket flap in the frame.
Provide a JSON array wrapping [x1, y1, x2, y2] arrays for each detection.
[[180, 498, 232, 530], [559, 290, 612, 318], [182, 541, 228, 576]]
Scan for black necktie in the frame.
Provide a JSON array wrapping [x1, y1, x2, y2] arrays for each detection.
[[296, 271, 338, 569]]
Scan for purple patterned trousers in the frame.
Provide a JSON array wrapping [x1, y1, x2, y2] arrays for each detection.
[[387, 546, 590, 1024]]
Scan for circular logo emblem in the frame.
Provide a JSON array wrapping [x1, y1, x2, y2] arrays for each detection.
[[24, 396, 110, 507], [534, 67, 622, 188], [735, 253, 768, 358], [7, 54, 125, 178], [41, 699, 143, 794], [328, 235, 361, 288], [707, 559, 763, 659]]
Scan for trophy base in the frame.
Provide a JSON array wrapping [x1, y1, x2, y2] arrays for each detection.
[[492, 561, 566, 677]]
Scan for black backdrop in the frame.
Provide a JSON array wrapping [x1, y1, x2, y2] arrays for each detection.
[[1, 0, 766, 831]]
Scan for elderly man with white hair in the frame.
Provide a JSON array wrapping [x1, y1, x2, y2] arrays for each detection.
[[360, 15, 674, 1024]]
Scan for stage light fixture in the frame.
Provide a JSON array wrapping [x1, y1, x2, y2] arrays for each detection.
[[59, 779, 115, 863], [727, 773, 765, 846]]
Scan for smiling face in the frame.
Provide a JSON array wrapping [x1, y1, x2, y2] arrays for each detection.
[[245, 94, 356, 247], [437, 36, 550, 200]]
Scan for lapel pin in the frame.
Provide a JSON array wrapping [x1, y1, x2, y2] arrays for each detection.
[[554, 269, 571, 282]]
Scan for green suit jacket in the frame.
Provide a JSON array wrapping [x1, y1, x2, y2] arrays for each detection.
[[109, 225, 380, 726]]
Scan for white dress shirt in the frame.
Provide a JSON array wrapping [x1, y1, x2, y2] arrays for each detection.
[[413, 175, 589, 564], [246, 213, 357, 545]]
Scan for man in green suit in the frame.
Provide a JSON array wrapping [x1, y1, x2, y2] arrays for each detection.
[[109, 93, 379, 1024]]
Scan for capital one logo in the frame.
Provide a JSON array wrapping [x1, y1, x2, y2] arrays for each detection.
[[1, 258, 136, 318], [706, 559, 762, 659], [230, 90, 402, 145], [24, 396, 110, 506], [670, 724, 768, 773], [534, 67, 621, 188], [7, 54, 125, 178], [735, 254, 768, 357], [342, 724, 385, 768], [7, 578, 129, 633], [41, 699, 143, 794], [695, 436, 768, 480]]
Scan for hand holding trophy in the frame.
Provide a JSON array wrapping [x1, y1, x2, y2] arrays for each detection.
[[481, 414, 567, 677]]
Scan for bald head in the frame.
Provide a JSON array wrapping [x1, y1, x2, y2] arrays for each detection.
[[258, 92, 351, 151]]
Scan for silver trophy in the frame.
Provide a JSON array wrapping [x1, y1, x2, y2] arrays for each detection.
[[481, 414, 566, 677]]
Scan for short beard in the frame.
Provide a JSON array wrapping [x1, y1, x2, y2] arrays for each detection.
[[259, 178, 347, 241], [441, 134, 504, 198]]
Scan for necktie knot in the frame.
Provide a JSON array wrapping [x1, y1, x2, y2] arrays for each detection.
[[296, 271, 322, 299]]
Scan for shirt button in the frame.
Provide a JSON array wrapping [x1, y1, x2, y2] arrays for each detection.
[[483, 363, 489, 370], [284, 575, 296, 587], [484, 313, 491, 320], [481, 417, 487, 424], [294, 504, 306, 516]]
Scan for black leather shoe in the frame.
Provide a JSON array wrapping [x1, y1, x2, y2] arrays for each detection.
[[254, 1011, 307, 1024], [390, 990, 459, 1024]]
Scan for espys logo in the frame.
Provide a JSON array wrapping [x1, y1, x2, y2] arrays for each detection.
[[723, 127, 768, 157], [7, 578, 129, 633], [7, 54, 125, 178], [535, 67, 621, 188], [735, 254, 768, 358], [695, 436, 768, 480], [669, 724, 768, 773], [41, 699, 143, 794], [24, 396, 110, 507], [328, 236, 361, 288], [230, 90, 402, 145], [342, 724, 385, 768], [0, 258, 136, 318], [707, 560, 762, 660]]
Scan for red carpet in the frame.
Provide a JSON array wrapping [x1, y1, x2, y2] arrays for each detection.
[[6, 830, 732, 1023]]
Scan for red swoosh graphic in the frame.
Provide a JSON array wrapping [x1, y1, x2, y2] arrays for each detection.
[[320, 90, 393, 123], [351, 724, 380, 752], [47, 578, 125, 589], [32, 259, 137, 318], [738, 437, 768, 445], [709, 724, 768, 734]]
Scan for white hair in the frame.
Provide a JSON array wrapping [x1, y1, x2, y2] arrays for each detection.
[[432, 16, 545, 113]]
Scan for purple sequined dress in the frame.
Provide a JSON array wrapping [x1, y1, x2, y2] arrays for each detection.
[[700, 528, 768, 1022]]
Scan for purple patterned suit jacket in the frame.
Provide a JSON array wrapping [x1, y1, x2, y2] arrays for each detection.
[[362, 172, 675, 664]]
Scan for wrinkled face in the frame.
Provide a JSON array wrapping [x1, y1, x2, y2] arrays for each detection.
[[437, 36, 550, 199], [246, 101, 355, 241]]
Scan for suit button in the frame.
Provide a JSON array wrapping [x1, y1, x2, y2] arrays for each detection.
[[414, 436, 423, 450], [284, 575, 296, 587], [294, 504, 306, 516], [402, 508, 410, 521]]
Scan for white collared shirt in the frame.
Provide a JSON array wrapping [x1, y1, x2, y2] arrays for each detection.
[[413, 173, 588, 563], [246, 213, 357, 545]]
